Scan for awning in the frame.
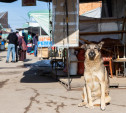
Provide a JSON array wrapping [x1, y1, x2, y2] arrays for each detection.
[[81, 7, 102, 18], [22, 23, 29, 28], [28, 10, 51, 36]]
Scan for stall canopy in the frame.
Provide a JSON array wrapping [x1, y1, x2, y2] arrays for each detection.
[[28, 10, 51, 36], [80, 0, 126, 43], [81, 7, 101, 18], [52, 0, 79, 47], [79, 16, 122, 43]]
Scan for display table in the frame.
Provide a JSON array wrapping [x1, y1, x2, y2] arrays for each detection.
[[113, 58, 126, 77], [113, 58, 126, 62]]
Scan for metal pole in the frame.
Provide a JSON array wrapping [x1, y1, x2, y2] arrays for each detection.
[[65, 0, 71, 90], [49, 0, 51, 42], [40, 27, 41, 36], [49, 0, 52, 58], [124, 0, 126, 76]]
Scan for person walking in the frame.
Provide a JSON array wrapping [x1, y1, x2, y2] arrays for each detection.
[[18, 36, 27, 61], [33, 34, 38, 57], [6, 32, 18, 63]]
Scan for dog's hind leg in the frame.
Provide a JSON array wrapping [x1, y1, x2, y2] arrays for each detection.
[[93, 96, 111, 106], [78, 86, 88, 107]]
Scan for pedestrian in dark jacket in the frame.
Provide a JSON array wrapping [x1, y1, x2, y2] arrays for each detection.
[[6, 32, 18, 63], [33, 34, 38, 57]]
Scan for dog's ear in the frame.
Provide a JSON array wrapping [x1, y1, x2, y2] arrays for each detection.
[[81, 44, 87, 50], [98, 41, 104, 49]]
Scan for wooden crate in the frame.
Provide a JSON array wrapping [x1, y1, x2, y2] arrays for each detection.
[[37, 48, 42, 58], [38, 47, 49, 58]]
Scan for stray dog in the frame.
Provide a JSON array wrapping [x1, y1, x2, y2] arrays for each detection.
[[78, 42, 111, 110]]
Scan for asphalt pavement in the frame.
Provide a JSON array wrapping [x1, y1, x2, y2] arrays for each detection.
[[0, 50, 126, 113]]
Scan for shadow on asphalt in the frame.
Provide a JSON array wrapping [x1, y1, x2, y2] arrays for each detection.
[[0, 56, 6, 61], [23, 59, 32, 62], [20, 74, 57, 83], [20, 61, 57, 83]]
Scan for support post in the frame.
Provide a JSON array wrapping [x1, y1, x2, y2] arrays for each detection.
[[65, 0, 71, 90], [124, 0, 126, 76], [40, 27, 41, 36]]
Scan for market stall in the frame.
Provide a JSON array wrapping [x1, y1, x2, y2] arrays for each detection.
[[50, 0, 126, 90]]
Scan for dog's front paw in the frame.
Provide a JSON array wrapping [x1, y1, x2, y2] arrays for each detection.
[[101, 105, 106, 111], [85, 104, 94, 109], [78, 102, 87, 107]]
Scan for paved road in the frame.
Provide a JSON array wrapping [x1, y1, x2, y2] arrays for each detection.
[[0, 51, 126, 113]]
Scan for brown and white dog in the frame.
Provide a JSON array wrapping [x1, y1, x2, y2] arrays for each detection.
[[78, 42, 111, 110]]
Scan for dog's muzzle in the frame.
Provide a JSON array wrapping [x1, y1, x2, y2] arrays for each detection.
[[88, 50, 96, 60]]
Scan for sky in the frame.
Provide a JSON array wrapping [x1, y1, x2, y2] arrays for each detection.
[[0, 0, 50, 31]]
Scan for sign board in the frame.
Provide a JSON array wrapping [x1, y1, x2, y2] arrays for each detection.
[[52, 0, 79, 47], [38, 35, 52, 47], [22, 0, 36, 6]]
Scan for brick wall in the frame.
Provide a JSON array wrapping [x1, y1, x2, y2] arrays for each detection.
[[79, 1, 102, 15]]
